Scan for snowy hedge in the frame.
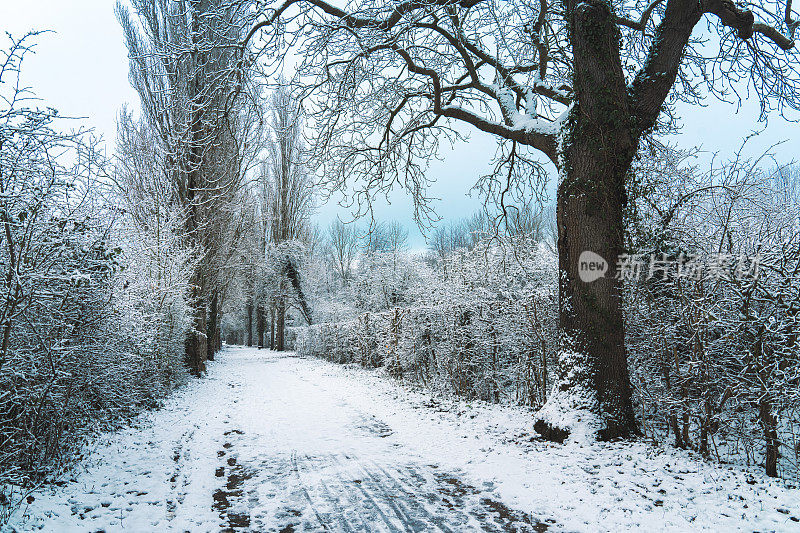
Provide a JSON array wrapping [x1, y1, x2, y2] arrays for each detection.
[[298, 239, 560, 406], [297, 303, 558, 405], [0, 41, 193, 520]]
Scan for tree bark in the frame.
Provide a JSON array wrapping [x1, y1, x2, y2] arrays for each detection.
[[269, 305, 275, 350], [215, 294, 223, 352], [759, 397, 780, 477], [216, 316, 222, 352], [246, 300, 254, 347], [276, 296, 286, 351], [535, 0, 639, 441], [182, 0, 209, 377], [207, 290, 219, 361], [184, 276, 207, 376], [256, 303, 265, 349]]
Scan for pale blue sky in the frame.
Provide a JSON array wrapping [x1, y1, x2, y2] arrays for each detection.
[[2, 0, 797, 249]]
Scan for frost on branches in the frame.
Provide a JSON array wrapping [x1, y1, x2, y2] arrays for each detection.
[[0, 32, 192, 519]]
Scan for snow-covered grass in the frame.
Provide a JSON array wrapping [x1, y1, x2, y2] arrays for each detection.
[[5, 346, 799, 532]]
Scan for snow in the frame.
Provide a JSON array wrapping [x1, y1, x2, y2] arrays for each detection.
[[533, 348, 603, 445], [5, 346, 800, 532], [486, 79, 572, 139]]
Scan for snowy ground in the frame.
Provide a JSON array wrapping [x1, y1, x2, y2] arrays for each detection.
[[5, 346, 800, 532]]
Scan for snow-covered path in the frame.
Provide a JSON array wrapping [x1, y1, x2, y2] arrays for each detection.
[[8, 346, 800, 532], [9, 347, 548, 532]]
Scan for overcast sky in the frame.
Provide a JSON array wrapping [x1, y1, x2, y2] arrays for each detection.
[[2, 0, 797, 248]]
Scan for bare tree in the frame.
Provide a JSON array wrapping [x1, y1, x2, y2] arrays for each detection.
[[386, 221, 410, 255], [260, 84, 315, 350], [328, 219, 359, 283], [244, 0, 799, 440], [362, 221, 390, 256]]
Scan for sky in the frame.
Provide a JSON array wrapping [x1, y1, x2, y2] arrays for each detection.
[[1, 0, 797, 249]]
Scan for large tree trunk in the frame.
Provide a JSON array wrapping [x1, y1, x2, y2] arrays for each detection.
[[184, 273, 207, 376], [182, 1, 209, 377], [206, 290, 219, 361], [534, 0, 639, 441]]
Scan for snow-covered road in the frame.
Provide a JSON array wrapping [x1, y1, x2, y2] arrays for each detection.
[[8, 346, 800, 532], [9, 347, 549, 532]]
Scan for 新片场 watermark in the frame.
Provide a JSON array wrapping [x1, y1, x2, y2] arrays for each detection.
[[578, 251, 761, 283]]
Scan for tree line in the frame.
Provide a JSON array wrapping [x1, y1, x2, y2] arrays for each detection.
[[0, 1, 313, 515]]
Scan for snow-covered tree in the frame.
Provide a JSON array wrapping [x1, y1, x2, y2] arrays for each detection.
[[117, 0, 258, 373]]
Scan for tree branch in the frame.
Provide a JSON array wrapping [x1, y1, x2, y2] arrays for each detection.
[[704, 0, 795, 50], [628, 0, 703, 136], [615, 0, 666, 33], [629, 0, 795, 137], [387, 43, 558, 163], [439, 104, 558, 163]]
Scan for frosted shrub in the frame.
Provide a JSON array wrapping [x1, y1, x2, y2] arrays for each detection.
[[0, 35, 191, 518], [297, 235, 559, 407]]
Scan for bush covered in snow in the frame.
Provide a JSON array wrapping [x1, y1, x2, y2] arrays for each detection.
[[624, 147, 800, 478], [0, 35, 190, 521], [298, 233, 559, 406]]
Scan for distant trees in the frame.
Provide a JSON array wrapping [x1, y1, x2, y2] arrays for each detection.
[[362, 221, 408, 256], [430, 212, 492, 274], [238, 197, 264, 348], [349, 221, 416, 311], [327, 220, 359, 283], [299, 215, 558, 405], [245, 85, 315, 351]]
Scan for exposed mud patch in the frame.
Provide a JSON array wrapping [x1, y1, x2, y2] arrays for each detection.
[[352, 414, 394, 438], [478, 497, 551, 532], [213, 431, 255, 531]]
